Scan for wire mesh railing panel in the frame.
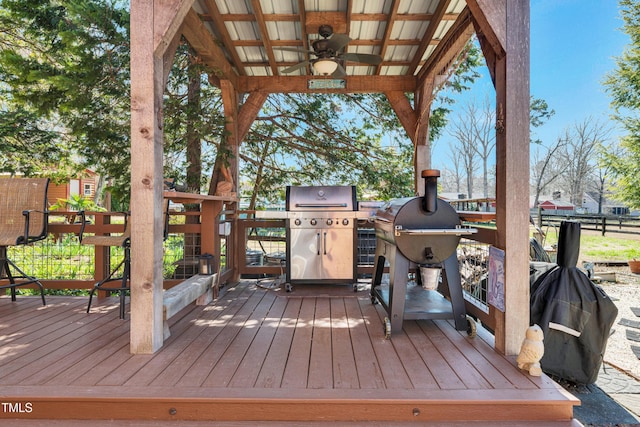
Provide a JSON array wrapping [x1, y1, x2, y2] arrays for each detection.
[[458, 239, 490, 313], [7, 234, 95, 281]]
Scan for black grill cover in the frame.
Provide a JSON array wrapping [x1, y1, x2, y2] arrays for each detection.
[[530, 221, 618, 384]]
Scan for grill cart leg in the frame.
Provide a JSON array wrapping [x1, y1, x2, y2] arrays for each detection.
[[388, 252, 410, 335], [442, 253, 468, 332]]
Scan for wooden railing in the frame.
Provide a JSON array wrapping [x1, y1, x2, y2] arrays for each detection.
[[6, 206, 499, 334], [537, 212, 640, 237]]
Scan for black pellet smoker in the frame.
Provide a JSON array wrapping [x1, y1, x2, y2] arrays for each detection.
[[371, 170, 477, 338]]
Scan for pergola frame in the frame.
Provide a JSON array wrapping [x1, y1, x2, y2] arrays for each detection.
[[129, 0, 529, 355]]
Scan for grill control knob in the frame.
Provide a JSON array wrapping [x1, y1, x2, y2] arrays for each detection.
[[342, 218, 349, 226], [294, 219, 301, 226], [326, 219, 333, 226], [310, 219, 317, 226]]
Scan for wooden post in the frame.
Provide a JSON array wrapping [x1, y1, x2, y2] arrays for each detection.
[[220, 80, 241, 281], [129, 0, 165, 354], [413, 80, 433, 195], [495, 0, 530, 355], [468, 0, 530, 355]]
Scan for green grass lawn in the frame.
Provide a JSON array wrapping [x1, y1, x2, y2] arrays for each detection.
[[542, 229, 640, 262]]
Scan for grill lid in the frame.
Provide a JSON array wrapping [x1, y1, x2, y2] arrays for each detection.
[[286, 185, 357, 211]]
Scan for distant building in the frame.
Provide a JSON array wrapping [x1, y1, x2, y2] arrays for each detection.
[[581, 191, 630, 216], [537, 199, 575, 214], [48, 169, 99, 206]]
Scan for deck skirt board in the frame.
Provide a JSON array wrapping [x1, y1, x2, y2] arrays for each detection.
[[0, 282, 579, 422]]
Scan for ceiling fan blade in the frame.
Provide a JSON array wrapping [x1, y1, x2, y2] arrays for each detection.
[[275, 46, 315, 55], [331, 63, 347, 78], [340, 52, 382, 65], [326, 33, 351, 52], [281, 60, 310, 74]]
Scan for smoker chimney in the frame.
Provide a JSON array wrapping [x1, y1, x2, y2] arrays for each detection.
[[421, 169, 440, 213]]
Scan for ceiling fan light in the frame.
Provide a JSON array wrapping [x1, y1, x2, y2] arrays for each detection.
[[313, 59, 338, 75]]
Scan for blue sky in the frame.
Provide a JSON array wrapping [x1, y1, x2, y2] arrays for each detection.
[[433, 0, 630, 161]]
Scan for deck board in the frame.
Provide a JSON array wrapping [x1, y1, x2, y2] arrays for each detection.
[[0, 281, 580, 423], [308, 297, 334, 389], [343, 297, 387, 389], [281, 297, 314, 388], [254, 297, 301, 388]]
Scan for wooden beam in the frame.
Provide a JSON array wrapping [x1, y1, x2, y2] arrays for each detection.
[[407, 0, 452, 75], [130, 0, 166, 354], [220, 80, 240, 189], [251, 0, 279, 76], [305, 12, 347, 35], [204, 12, 460, 23], [181, 9, 238, 86], [220, 80, 240, 282], [153, 0, 194, 56], [237, 75, 416, 94], [238, 92, 269, 143], [416, 7, 475, 84], [468, 0, 507, 85], [162, 30, 182, 88], [375, 0, 401, 75], [467, 0, 507, 58], [384, 91, 417, 145], [493, 0, 530, 356], [413, 81, 433, 193], [203, 0, 246, 76]]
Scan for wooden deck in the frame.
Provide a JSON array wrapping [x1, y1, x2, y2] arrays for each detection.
[[0, 280, 580, 425]]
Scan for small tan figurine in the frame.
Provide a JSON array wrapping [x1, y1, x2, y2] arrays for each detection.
[[516, 324, 545, 376]]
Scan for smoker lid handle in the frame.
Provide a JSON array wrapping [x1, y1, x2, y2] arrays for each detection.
[[397, 228, 478, 236]]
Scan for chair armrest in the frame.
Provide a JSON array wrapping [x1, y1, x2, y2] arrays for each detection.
[[78, 210, 87, 243], [21, 209, 49, 244]]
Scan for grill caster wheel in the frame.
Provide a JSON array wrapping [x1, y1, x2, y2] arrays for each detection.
[[371, 295, 378, 304], [285, 284, 293, 293], [466, 316, 477, 338], [384, 317, 392, 339]]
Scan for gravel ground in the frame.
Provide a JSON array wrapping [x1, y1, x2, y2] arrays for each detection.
[[592, 265, 640, 380]]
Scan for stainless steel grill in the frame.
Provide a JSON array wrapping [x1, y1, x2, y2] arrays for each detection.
[[285, 185, 359, 288], [371, 170, 477, 338]]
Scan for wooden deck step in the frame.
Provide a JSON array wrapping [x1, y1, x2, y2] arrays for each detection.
[[0, 385, 578, 423], [0, 420, 585, 427]]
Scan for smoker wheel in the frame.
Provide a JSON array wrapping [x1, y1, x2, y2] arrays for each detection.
[[384, 317, 392, 339], [466, 316, 477, 338], [285, 284, 293, 292], [371, 295, 378, 304]]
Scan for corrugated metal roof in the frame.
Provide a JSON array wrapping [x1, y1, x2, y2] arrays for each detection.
[[193, 0, 472, 79]]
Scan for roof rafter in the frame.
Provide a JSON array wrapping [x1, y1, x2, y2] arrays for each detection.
[[375, 0, 401, 75], [181, 9, 238, 86], [202, 0, 246, 76], [250, 0, 279, 76], [408, 0, 453, 75]]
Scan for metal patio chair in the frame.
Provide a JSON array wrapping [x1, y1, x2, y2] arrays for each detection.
[[80, 183, 172, 319], [0, 178, 49, 305], [79, 209, 131, 319]]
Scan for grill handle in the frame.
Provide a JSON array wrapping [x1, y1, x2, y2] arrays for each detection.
[[324, 232, 327, 255], [295, 203, 348, 208]]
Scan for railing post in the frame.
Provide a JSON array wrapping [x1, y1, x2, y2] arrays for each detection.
[[601, 216, 606, 236], [95, 212, 109, 298]]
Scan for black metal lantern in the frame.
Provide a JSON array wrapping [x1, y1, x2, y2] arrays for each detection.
[[198, 253, 214, 275]]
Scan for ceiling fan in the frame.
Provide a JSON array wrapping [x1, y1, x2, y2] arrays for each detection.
[[278, 25, 382, 77]]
